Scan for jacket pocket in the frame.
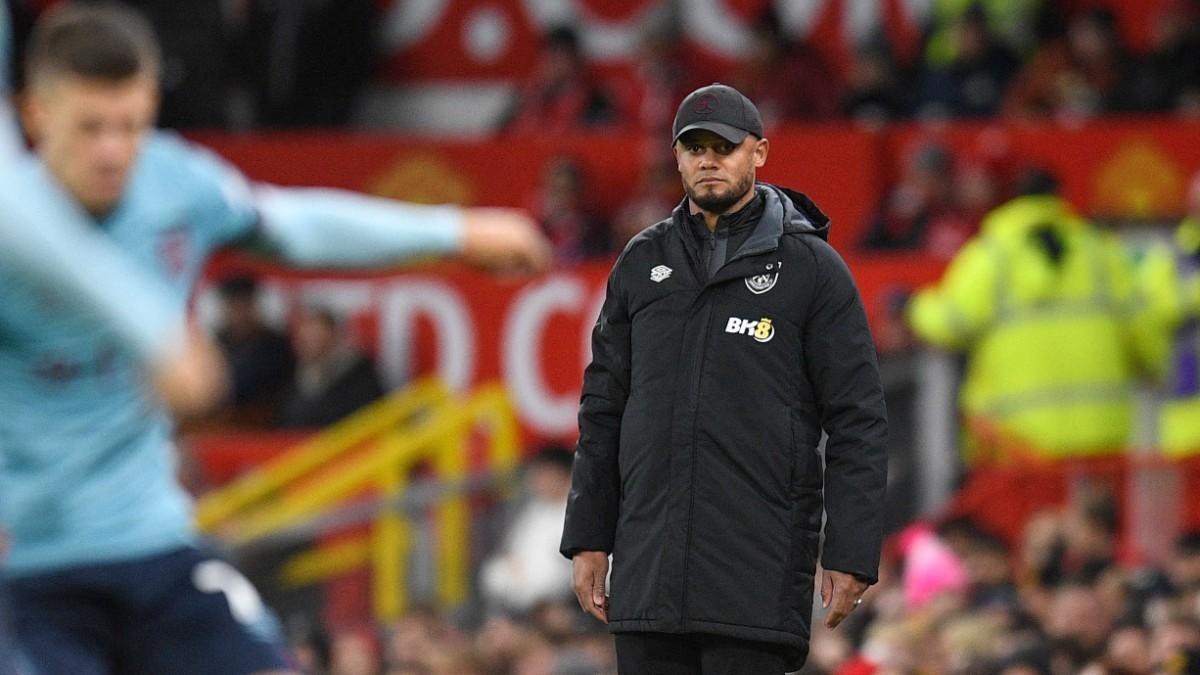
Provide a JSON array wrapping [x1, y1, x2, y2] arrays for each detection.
[[790, 413, 824, 500]]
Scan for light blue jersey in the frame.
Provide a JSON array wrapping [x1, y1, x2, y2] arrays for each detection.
[[0, 158, 185, 363], [0, 131, 465, 575]]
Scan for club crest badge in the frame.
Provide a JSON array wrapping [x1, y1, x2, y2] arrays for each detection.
[[744, 262, 780, 295], [650, 265, 673, 283]]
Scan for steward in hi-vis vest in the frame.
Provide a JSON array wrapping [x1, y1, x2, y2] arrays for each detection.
[[908, 175, 1142, 460]]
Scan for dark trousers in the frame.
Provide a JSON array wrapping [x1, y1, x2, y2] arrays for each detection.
[[614, 632, 794, 675]]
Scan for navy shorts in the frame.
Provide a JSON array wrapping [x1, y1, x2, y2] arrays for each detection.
[[5, 546, 288, 675], [0, 582, 32, 675]]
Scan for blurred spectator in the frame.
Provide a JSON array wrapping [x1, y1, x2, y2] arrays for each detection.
[[993, 648, 1054, 675], [916, 4, 1021, 118], [233, 0, 377, 128], [528, 156, 611, 261], [861, 142, 964, 256], [479, 446, 574, 616], [1169, 532, 1200, 595], [723, 9, 842, 127], [290, 623, 332, 675], [1106, 623, 1152, 675], [922, 0, 1046, 66], [843, 39, 910, 124], [1031, 488, 1119, 587], [1003, 8, 1140, 120], [274, 305, 384, 429], [500, 26, 619, 133], [612, 153, 680, 250], [1043, 582, 1113, 671], [1129, 0, 1200, 115], [951, 523, 1020, 610], [616, 17, 694, 136], [329, 628, 380, 675], [906, 169, 1142, 462], [897, 523, 969, 612], [1150, 616, 1200, 672], [385, 606, 465, 672], [123, 0, 234, 128], [214, 274, 294, 425], [473, 614, 540, 673], [1134, 170, 1200, 456]]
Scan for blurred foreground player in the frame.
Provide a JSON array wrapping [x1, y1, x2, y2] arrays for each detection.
[[0, 4, 550, 674], [1, 168, 228, 675]]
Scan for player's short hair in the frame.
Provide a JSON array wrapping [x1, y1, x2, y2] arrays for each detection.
[[25, 3, 161, 88]]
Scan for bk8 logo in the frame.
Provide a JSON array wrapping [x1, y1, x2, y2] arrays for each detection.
[[724, 317, 775, 343]]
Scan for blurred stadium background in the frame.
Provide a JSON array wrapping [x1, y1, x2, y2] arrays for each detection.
[[8, 0, 1200, 673]]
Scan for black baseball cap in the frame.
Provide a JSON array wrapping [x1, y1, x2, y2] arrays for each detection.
[[671, 83, 764, 146]]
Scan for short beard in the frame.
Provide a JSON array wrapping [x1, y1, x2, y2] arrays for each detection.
[[685, 173, 755, 215]]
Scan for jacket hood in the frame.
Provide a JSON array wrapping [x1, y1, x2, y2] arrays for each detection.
[[982, 194, 1081, 238], [766, 183, 831, 241]]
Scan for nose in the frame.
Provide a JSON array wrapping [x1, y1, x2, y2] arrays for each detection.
[[698, 149, 718, 169], [95, 128, 136, 168]]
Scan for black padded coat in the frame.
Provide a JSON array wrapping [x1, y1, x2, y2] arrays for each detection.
[[560, 184, 888, 666]]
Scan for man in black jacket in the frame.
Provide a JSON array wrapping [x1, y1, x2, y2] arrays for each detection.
[[560, 83, 888, 673]]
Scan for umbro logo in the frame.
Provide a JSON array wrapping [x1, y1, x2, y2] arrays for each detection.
[[650, 265, 672, 283]]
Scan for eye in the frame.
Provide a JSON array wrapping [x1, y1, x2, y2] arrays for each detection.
[[687, 144, 702, 153], [79, 118, 103, 135]]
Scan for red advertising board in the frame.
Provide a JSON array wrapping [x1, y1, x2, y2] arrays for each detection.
[[886, 116, 1200, 221]]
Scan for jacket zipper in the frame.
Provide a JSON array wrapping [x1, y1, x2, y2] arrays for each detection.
[[678, 240, 778, 622], [679, 301, 712, 625]]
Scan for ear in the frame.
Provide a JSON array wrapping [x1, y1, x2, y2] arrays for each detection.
[[21, 88, 47, 144], [672, 142, 684, 171], [753, 138, 769, 168]]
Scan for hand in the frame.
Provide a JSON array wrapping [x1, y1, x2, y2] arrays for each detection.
[[151, 325, 229, 419], [460, 208, 552, 276], [820, 568, 869, 629], [571, 550, 609, 623]]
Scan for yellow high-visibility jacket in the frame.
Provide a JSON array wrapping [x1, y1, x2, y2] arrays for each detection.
[[1135, 217, 1200, 456], [907, 195, 1141, 459]]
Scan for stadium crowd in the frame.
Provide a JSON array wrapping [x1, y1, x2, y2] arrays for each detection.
[[271, 473, 1200, 675]]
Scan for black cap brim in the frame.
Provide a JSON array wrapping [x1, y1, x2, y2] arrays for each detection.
[[672, 121, 751, 146]]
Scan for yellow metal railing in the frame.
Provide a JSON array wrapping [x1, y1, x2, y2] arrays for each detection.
[[195, 379, 520, 621]]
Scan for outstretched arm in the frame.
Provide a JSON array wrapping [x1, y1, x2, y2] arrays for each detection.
[[184, 137, 552, 275], [248, 186, 551, 275]]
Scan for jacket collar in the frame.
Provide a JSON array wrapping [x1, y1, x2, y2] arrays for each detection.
[[670, 183, 832, 286], [683, 190, 765, 239], [673, 183, 830, 250]]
